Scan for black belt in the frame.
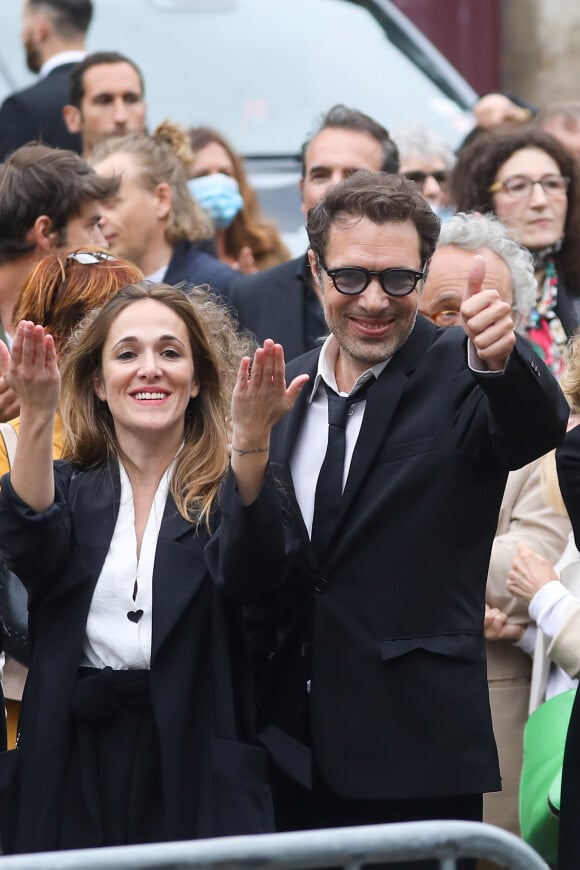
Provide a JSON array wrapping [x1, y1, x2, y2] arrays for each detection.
[[72, 667, 150, 725]]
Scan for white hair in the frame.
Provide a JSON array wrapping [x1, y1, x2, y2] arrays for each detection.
[[394, 123, 456, 170], [437, 212, 537, 332]]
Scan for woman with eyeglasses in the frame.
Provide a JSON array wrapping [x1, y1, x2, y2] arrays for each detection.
[[0, 277, 305, 854], [450, 125, 580, 378]]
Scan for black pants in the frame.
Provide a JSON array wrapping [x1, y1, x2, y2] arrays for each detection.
[[275, 764, 482, 870], [60, 667, 166, 850]]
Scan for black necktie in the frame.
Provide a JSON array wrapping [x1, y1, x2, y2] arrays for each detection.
[[310, 378, 374, 560]]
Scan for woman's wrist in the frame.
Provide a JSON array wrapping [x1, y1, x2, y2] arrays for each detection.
[[230, 427, 270, 452]]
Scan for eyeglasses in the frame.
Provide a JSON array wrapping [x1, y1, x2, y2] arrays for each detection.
[[488, 174, 570, 198], [66, 250, 116, 265], [404, 169, 448, 189], [424, 309, 461, 327], [321, 264, 425, 297]]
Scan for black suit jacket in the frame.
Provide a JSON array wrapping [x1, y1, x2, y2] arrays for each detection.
[[254, 317, 568, 802], [164, 240, 237, 298], [229, 254, 326, 360], [0, 464, 284, 853], [0, 63, 81, 159]]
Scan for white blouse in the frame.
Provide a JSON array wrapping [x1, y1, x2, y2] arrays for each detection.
[[80, 461, 173, 670]]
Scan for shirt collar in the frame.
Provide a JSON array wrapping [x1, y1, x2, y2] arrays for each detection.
[[309, 334, 389, 401], [40, 50, 86, 78], [146, 264, 169, 283]]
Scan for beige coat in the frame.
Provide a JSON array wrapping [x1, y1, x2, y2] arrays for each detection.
[[483, 458, 571, 837]]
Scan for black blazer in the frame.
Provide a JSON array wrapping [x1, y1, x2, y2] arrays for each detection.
[[164, 240, 237, 298], [0, 463, 285, 853], [228, 254, 326, 361], [0, 63, 81, 160], [253, 317, 568, 802]]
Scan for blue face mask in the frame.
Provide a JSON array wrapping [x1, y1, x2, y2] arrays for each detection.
[[430, 203, 455, 223], [188, 173, 244, 230]]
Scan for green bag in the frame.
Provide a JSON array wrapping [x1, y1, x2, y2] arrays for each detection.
[[519, 688, 576, 865]]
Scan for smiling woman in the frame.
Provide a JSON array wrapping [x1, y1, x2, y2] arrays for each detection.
[[451, 125, 580, 376], [0, 281, 308, 853]]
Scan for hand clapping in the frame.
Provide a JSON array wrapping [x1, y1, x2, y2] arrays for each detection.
[[0, 321, 60, 418]]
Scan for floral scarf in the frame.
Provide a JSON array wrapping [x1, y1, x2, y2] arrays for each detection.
[[527, 253, 568, 379]]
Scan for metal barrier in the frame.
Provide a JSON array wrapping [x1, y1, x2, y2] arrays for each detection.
[[0, 821, 549, 869]]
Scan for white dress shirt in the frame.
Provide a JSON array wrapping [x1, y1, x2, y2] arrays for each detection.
[[40, 50, 86, 78], [81, 461, 173, 670], [290, 334, 388, 537]]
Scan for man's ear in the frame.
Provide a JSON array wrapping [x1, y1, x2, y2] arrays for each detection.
[[32, 10, 52, 49], [62, 104, 82, 135], [29, 215, 57, 253], [299, 176, 307, 218], [154, 182, 173, 220], [308, 248, 325, 304], [307, 248, 320, 283]]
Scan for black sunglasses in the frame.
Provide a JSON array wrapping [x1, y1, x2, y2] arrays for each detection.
[[322, 264, 425, 297], [404, 170, 448, 188]]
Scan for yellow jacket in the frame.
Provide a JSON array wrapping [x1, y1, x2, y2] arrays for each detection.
[[0, 414, 65, 479]]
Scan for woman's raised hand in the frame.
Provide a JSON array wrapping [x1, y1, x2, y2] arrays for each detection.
[[0, 321, 60, 418], [231, 339, 308, 451]]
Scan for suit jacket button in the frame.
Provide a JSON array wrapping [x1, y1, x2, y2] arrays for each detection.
[[300, 641, 310, 657], [315, 578, 328, 593]]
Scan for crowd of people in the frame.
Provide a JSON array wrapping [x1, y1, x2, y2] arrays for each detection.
[[2, 1, 580, 869]]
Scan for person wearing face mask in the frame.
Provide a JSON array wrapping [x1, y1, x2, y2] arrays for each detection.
[[451, 126, 580, 378], [188, 127, 290, 274], [91, 122, 238, 296]]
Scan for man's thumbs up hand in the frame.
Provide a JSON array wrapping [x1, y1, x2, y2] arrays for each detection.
[[460, 255, 516, 372]]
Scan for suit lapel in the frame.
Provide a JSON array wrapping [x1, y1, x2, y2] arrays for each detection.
[[70, 465, 121, 592], [271, 352, 320, 565], [151, 499, 207, 662], [326, 316, 436, 557]]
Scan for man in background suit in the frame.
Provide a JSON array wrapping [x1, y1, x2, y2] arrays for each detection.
[[62, 51, 147, 159], [0, 0, 92, 160], [250, 172, 568, 869], [228, 105, 399, 360]]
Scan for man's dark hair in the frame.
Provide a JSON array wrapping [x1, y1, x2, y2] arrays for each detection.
[[307, 171, 440, 267], [69, 51, 145, 108], [0, 143, 119, 263], [29, 0, 93, 37], [300, 104, 399, 176]]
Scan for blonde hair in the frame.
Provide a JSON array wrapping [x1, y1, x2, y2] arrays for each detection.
[[60, 282, 239, 527], [91, 121, 213, 245], [560, 332, 580, 413]]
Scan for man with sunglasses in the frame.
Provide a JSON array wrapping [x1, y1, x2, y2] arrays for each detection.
[[250, 171, 568, 863], [228, 104, 398, 361], [395, 123, 455, 220]]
